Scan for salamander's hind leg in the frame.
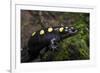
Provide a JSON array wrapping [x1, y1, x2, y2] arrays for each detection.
[[39, 47, 49, 61]]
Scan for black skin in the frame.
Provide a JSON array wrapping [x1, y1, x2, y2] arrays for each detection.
[[22, 26, 78, 62]]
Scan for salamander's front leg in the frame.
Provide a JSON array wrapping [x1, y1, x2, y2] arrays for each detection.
[[49, 38, 59, 51]]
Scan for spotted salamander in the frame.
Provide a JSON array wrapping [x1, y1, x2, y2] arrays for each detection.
[[22, 26, 78, 62]]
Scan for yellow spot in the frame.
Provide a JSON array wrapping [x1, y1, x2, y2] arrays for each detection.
[[59, 27, 64, 32], [40, 30, 45, 35], [48, 27, 53, 32], [32, 32, 36, 36]]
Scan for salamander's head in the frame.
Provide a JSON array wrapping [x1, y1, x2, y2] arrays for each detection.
[[65, 26, 78, 34], [58, 26, 78, 39]]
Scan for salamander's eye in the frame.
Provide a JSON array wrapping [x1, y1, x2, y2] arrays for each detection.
[[59, 27, 64, 32], [40, 30, 45, 35], [48, 27, 53, 32], [32, 32, 36, 36], [70, 27, 74, 29]]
